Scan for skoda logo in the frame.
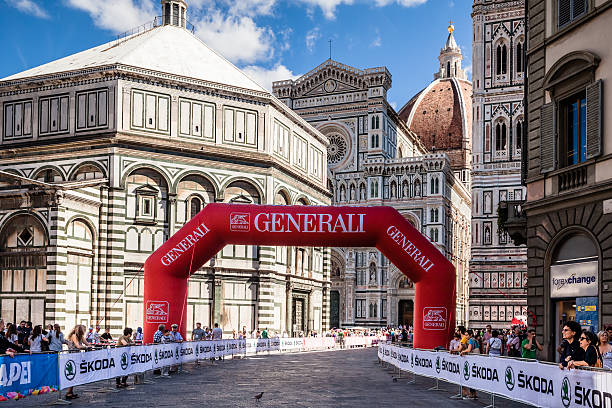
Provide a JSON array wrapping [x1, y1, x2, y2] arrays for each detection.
[[504, 366, 515, 391], [154, 350, 159, 364], [463, 361, 470, 381], [435, 356, 441, 374], [561, 377, 571, 408], [64, 359, 76, 381], [121, 352, 129, 370]]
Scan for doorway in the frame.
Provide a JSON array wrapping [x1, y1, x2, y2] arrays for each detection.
[[292, 298, 305, 334], [330, 291, 340, 328], [398, 300, 413, 327]]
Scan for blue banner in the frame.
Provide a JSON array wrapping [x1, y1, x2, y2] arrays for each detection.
[[0, 353, 58, 401]]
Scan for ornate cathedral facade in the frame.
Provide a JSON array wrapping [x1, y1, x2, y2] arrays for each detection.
[[470, 0, 528, 328], [273, 26, 472, 328], [0, 0, 331, 337]]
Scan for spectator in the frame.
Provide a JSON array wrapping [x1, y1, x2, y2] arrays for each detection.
[[0, 319, 23, 357], [160, 329, 173, 377], [521, 329, 543, 359], [598, 330, 612, 369], [134, 327, 143, 343], [65, 325, 90, 399], [153, 324, 165, 344], [115, 328, 133, 388], [101, 328, 113, 344], [568, 330, 599, 369], [48, 324, 67, 353], [192, 322, 205, 341], [449, 333, 460, 353], [507, 327, 522, 357], [488, 330, 502, 357], [212, 323, 223, 340], [169, 324, 183, 342], [5, 323, 18, 344], [86, 326, 100, 344], [482, 325, 492, 353], [17, 321, 30, 349], [559, 321, 584, 370], [153, 324, 165, 376], [261, 327, 269, 339], [460, 329, 479, 400], [28, 325, 48, 353]]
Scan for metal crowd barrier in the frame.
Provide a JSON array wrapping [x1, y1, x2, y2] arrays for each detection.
[[0, 336, 384, 403], [377, 342, 612, 408]]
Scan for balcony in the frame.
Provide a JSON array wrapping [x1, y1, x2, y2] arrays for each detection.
[[498, 200, 527, 246], [557, 165, 588, 192]]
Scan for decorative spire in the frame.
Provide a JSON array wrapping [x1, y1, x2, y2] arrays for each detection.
[[434, 22, 467, 80]]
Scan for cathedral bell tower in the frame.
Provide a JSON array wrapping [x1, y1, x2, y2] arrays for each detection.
[[435, 22, 467, 80], [161, 0, 188, 28]]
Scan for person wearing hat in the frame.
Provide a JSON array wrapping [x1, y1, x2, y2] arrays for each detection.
[[170, 324, 183, 342]]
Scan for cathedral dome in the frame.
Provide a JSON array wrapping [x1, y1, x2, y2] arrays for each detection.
[[398, 24, 472, 173]]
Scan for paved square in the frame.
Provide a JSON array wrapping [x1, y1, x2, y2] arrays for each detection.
[[8, 348, 530, 407]]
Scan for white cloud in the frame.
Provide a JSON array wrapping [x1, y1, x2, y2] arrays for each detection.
[[225, 0, 276, 16], [371, 30, 382, 47], [390, 101, 398, 111], [242, 63, 298, 91], [374, 0, 427, 6], [305, 27, 321, 53], [9, 0, 49, 18], [66, 0, 156, 33], [464, 64, 472, 79], [193, 10, 275, 65], [297, 0, 355, 20]]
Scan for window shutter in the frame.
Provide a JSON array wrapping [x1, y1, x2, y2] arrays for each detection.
[[540, 103, 556, 173], [558, 0, 571, 27], [586, 79, 603, 160], [573, 0, 587, 19]]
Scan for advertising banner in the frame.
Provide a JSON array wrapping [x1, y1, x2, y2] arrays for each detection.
[[0, 353, 58, 401], [378, 343, 612, 408], [550, 261, 598, 298]]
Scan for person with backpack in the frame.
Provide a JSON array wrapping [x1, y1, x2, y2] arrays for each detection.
[[488, 330, 502, 356], [507, 326, 522, 357]]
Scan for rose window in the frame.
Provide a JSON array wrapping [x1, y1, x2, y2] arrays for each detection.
[[327, 134, 348, 164]]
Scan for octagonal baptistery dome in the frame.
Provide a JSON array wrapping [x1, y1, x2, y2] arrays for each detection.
[[398, 24, 472, 181]]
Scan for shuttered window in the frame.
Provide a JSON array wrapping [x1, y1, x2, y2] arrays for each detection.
[[540, 103, 556, 173], [558, 0, 587, 28], [585, 80, 603, 159]]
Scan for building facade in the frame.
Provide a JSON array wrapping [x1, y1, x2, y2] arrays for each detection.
[[470, 0, 528, 329], [273, 28, 472, 329], [0, 0, 331, 337], [515, 0, 612, 361]]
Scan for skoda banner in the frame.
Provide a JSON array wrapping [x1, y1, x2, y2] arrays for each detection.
[[379, 343, 612, 408]]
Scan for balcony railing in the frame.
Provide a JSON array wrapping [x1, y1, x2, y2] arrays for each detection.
[[558, 165, 588, 192]]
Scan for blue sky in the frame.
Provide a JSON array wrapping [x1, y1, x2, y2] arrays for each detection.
[[0, 0, 472, 109]]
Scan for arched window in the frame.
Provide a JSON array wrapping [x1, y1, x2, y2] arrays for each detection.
[[435, 178, 439, 194], [515, 120, 523, 151], [431, 178, 436, 194], [375, 116, 380, 129], [502, 44, 508, 74], [496, 45, 502, 75], [369, 303, 374, 317], [495, 122, 507, 151], [190, 196, 202, 220], [371, 116, 376, 129], [446, 61, 451, 77], [373, 303, 378, 318], [516, 42, 524, 73]]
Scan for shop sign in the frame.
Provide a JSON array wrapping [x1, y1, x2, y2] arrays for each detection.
[[550, 261, 598, 298]]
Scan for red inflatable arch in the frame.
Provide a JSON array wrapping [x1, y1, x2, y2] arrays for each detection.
[[143, 203, 456, 349]]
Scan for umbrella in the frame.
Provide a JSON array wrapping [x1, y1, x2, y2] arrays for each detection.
[[511, 317, 526, 326]]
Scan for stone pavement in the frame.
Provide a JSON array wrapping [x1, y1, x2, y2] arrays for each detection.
[[7, 348, 531, 407]]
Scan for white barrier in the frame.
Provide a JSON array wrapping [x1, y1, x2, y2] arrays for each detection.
[[378, 342, 612, 408], [58, 336, 377, 390]]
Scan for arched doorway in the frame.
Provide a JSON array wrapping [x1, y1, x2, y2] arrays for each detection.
[[550, 231, 599, 352], [330, 290, 340, 328], [398, 300, 414, 327]]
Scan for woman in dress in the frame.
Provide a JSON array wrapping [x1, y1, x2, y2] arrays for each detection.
[[28, 325, 48, 353], [65, 325, 91, 399], [598, 331, 612, 369]]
